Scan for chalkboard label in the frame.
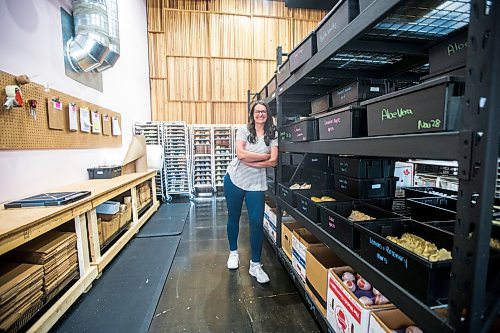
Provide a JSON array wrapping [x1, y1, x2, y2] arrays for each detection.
[[368, 236, 409, 268]]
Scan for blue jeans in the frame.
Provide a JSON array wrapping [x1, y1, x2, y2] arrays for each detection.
[[224, 174, 265, 262]]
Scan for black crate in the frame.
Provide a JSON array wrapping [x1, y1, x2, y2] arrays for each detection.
[[267, 178, 276, 194], [280, 118, 318, 142], [320, 201, 402, 250], [331, 81, 385, 109], [278, 183, 296, 206], [281, 153, 305, 166], [359, 0, 375, 12], [316, 0, 359, 52], [330, 156, 395, 179], [277, 60, 290, 86], [429, 28, 467, 75], [278, 172, 335, 206], [335, 175, 398, 198], [266, 75, 277, 98], [266, 167, 276, 180], [311, 94, 330, 115], [295, 190, 352, 222], [403, 186, 457, 199], [406, 197, 456, 222], [300, 154, 329, 171], [364, 197, 395, 211], [87, 166, 122, 179], [356, 219, 453, 305], [289, 32, 317, 73], [317, 106, 367, 140], [363, 76, 465, 136], [259, 86, 267, 99]]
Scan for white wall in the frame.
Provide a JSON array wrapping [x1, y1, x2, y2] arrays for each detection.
[[0, 0, 151, 203]]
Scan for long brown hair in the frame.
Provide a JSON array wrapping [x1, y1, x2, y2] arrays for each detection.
[[247, 100, 276, 146]]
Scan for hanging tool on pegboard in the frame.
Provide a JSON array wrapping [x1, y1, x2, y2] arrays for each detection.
[[3, 74, 31, 110], [28, 100, 37, 120]]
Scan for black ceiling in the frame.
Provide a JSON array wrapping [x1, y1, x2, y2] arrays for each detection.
[[284, 0, 340, 10]]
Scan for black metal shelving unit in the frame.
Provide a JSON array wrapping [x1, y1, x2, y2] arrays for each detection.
[[252, 1, 499, 332]]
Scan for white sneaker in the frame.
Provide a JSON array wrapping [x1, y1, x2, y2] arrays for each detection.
[[249, 261, 270, 283], [227, 252, 239, 269]]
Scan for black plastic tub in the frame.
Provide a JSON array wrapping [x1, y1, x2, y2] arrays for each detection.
[[330, 156, 395, 179], [363, 76, 465, 136], [320, 201, 402, 250], [311, 94, 330, 115], [356, 219, 454, 305], [259, 85, 267, 99], [87, 166, 122, 179], [316, 0, 359, 52], [280, 118, 318, 142], [277, 60, 290, 86], [278, 172, 335, 206], [266, 75, 277, 99], [289, 32, 317, 73], [334, 175, 398, 198], [403, 186, 457, 199], [406, 197, 457, 222], [316, 106, 367, 140], [428, 28, 467, 75], [295, 190, 352, 223], [331, 81, 385, 109]]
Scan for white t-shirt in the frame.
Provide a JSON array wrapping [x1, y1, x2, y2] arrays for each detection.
[[226, 125, 278, 191]]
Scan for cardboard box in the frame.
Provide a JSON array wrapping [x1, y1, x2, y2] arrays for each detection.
[[292, 228, 323, 283], [101, 215, 119, 242], [306, 246, 354, 317], [97, 218, 103, 245], [327, 270, 393, 333], [369, 307, 447, 333], [281, 221, 302, 260]]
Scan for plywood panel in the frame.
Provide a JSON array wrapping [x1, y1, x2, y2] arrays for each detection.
[[150, 79, 166, 120], [167, 57, 211, 101], [292, 19, 319, 47], [252, 17, 291, 60], [147, 0, 164, 32], [251, 60, 276, 93], [211, 59, 250, 102], [290, 8, 327, 21], [148, 33, 166, 78], [252, 0, 290, 17], [164, 0, 208, 11], [212, 102, 247, 124], [210, 14, 252, 58], [0, 71, 121, 149], [165, 101, 211, 124], [164, 11, 210, 56], [209, 0, 251, 14]]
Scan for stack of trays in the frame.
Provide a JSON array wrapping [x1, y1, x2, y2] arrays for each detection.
[[0, 263, 44, 332], [9, 231, 78, 297]]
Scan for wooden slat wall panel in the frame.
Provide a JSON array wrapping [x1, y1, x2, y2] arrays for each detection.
[[147, 0, 163, 32], [164, 0, 208, 11], [148, 33, 166, 78], [167, 57, 211, 101], [147, 0, 324, 124], [164, 11, 210, 56], [211, 59, 250, 101], [292, 19, 320, 47], [212, 103, 247, 124], [251, 60, 276, 93], [209, 0, 251, 14], [210, 14, 252, 58], [150, 79, 166, 120], [252, 18, 291, 60]]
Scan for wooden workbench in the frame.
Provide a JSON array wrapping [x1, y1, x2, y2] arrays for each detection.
[[0, 170, 160, 333]]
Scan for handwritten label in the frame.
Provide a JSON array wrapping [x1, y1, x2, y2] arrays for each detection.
[[370, 86, 380, 92], [318, 21, 337, 44], [324, 117, 341, 133], [381, 108, 414, 121], [447, 41, 467, 56], [368, 237, 409, 268], [417, 118, 441, 130], [328, 215, 336, 229]]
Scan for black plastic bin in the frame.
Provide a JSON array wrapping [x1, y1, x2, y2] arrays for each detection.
[[278, 171, 335, 207], [403, 186, 457, 199], [277, 60, 290, 86], [316, 106, 367, 139], [87, 166, 122, 179], [266, 75, 277, 98], [406, 197, 457, 222], [295, 190, 352, 223], [335, 175, 398, 198], [311, 94, 330, 115], [280, 118, 318, 142], [316, 0, 359, 52], [331, 81, 385, 109], [356, 219, 454, 305], [320, 201, 402, 250], [428, 28, 467, 75], [362, 76, 465, 136], [331, 156, 395, 179], [289, 32, 317, 73]]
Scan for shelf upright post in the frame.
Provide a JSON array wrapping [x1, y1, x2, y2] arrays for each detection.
[[448, 1, 500, 331]]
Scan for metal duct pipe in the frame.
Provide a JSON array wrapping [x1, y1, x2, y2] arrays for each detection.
[[95, 0, 120, 72], [66, 0, 110, 72]]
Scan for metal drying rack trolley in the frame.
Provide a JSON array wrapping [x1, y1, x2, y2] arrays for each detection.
[[190, 125, 215, 197]]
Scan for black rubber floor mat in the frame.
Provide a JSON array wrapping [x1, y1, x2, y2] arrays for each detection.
[[53, 236, 180, 333], [137, 203, 191, 237]]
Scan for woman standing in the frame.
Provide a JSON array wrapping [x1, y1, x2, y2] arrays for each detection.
[[224, 100, 278, 283]]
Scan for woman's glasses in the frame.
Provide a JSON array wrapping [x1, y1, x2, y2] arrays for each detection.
[[254, 110, 267, 115]]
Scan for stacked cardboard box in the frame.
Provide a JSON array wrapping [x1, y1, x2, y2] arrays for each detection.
[[9, 232, 78, 296], [0, 263, 44, 331], [136, 183, 152, 209], [97, 196, 132, 245]]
